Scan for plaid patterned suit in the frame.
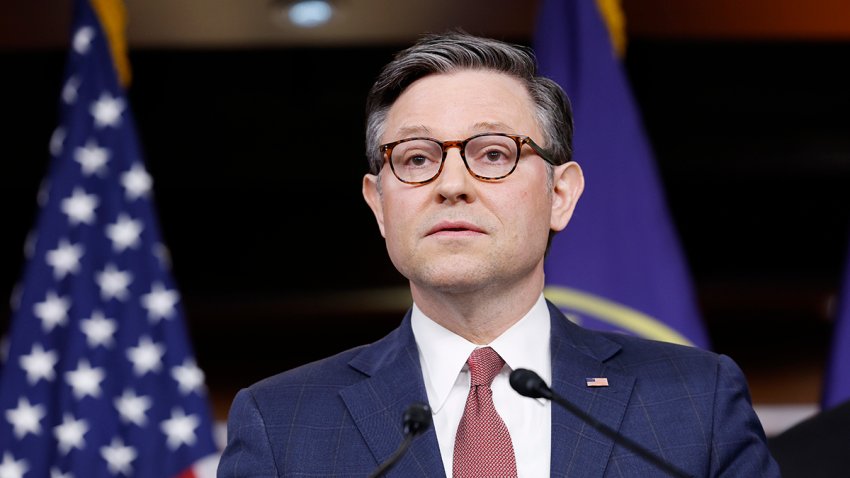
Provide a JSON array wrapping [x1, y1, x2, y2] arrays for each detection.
[[218, 302, 780, 477]]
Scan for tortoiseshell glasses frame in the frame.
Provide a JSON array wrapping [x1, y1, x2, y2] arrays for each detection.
[[379, 132, 567, 185]]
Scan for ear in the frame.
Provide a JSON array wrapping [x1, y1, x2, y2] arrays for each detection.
[[362, 173, 386, 238], [550, 162, 584, 232]]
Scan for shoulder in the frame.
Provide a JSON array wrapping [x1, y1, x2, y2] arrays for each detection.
[[603, 331, 725, 368], [584, 331, 780, 475], [236, 315, 414, 416], [219, 345, 380, 477], [222, 342, 373, 465], [550, 303, 735, 384], [599, 331, 744, 392], [551, 313, 750, 410], [243, 344, 369, 410], [547, 300, 727, 379]]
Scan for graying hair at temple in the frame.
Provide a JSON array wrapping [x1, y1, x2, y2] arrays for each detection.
[[364, 32, 575, 176]]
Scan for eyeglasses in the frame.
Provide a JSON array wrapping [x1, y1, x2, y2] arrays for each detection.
[[379, 132, 565, 185]]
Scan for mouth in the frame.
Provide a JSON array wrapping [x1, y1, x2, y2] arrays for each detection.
[[426, 221, 485, 237]]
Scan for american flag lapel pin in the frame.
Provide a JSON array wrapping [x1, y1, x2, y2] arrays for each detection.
[[586, 377, 609, 387]]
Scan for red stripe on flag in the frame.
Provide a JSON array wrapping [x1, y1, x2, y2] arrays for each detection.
[[175, 468, 197, 478]]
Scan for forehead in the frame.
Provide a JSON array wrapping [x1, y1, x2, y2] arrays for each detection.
[[383, 69, 540, 142]]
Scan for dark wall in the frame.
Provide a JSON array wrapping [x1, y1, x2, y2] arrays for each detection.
[[2, 41, 849, 410]]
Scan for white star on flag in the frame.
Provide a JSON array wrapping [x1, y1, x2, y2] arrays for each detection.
[[45, 239, 84, 280], [54, 414, 89, 455], [72, 26, 94, 54], [61, 187, 98, 225], [5, 397, 46, 439], [50, 467, 72, 478], [114, 389, 152, 427], [19, 343, 59, 384], [74, 139, 110, 176], [141, 282, 179, 323], [89, 92, 125, 128], [171, 359, 205, 395], [126, 337, 165, 376], [65, 359, 105, 400], [62, 75, 80, 105], [160, 408, 200, 450], [121, 163, 152, 200], [33, 291, 70, 332], [0, 452, 29, 478], [95, 263, 133, 301], [105, 214, 143, 251], [80, 310, 117, 348], [100, 437, 137, 475]]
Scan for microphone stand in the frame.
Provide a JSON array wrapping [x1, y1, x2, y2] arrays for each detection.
[[367, 434, 414, 478], [367, 403, 432, 478], [511, 369, 691, 478]]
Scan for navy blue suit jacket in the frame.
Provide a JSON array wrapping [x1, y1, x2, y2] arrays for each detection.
[[218, 302, 779, 477]]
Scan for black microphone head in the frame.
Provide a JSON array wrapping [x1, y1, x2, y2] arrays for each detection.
[[509, 368, 553, 399], [402, 403, 432, 437]]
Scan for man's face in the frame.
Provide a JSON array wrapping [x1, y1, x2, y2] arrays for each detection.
[[363, 70, 582, 295]]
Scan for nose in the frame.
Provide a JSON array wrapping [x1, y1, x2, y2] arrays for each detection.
[[433, 147, 476, 204]]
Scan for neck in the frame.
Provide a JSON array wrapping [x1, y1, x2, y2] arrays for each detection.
[[410, 268, 545, 344]]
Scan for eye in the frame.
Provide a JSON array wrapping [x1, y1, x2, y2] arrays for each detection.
[[475, 145, 511, 165], [400, 151, 440, 168], [393, 141, 442, 169], [408, 155, 429, 167], [484, 150, 507, 162]]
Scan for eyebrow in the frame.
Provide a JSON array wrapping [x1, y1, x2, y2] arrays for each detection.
[[471, 121, 514, 133], [393, 125, 434, 138], [392, 122, 515, 140]]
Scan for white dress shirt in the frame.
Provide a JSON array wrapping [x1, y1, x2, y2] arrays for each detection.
[[411, 294, 552, 478]]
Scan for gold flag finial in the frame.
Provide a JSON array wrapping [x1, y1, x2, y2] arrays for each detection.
[[595, 0, 627, 58], [89, 0, 131, 87]]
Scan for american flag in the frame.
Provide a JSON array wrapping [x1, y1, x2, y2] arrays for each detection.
[[585, 377, 609, 387], [0, 1, 218, 476]]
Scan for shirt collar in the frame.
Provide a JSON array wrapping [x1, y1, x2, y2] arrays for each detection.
[[411, 294, 551, 413]]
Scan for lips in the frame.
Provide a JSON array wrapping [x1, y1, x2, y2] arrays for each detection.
[[426, 220, 485, 237]]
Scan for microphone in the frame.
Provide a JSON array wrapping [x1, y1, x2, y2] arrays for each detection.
[[367, 402, 432, 478], [510, 369, 691, 478]]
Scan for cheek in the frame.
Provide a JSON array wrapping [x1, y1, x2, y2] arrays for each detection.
[[503, 188, 551, 238], [380, 194, 417, 244]]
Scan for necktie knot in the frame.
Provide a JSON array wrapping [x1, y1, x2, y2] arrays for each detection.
[[467, 347, 505, 387]]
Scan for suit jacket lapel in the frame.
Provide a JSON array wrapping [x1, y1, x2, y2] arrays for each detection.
[[338, 304, 637, 477], [339, 311, 445, 477], [547, 302, 636, 478]]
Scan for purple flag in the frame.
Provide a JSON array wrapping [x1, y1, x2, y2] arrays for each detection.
[[823, 242, 850, 408], [536, 0, 710, 348], [0, 0, 218, 476]]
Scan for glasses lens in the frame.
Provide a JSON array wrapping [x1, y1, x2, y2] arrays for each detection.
[[391, 139, 443, 183], [465, 135, 518, 179]]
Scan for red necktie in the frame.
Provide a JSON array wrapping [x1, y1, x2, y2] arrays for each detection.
[[453, 347, 518, 478]]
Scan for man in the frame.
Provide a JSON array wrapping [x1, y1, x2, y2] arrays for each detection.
[[218, 33, 779, 477], [768, 399, 850, 477]]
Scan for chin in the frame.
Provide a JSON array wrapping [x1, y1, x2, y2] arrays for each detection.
[[424, 276, 489, 294], [407, 260, 495, 294]]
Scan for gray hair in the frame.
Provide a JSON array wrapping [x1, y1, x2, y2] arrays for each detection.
[[364, 32, 574, 176]]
